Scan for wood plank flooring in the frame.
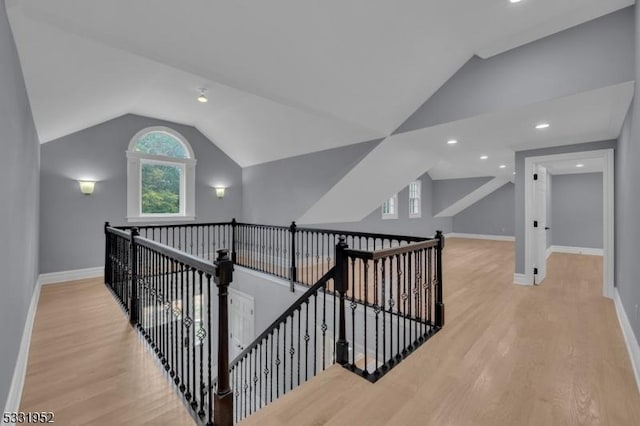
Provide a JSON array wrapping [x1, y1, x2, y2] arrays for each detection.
[[20, 278, 195, 426], [20, 239, 640, 425], [241, 238, 640, 426]]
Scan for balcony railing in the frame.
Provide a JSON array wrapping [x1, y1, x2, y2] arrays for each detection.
[[105, 220, 444, 425]]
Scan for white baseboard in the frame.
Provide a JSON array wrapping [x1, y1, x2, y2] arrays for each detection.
[[546, 246, 553, 260], [613, 288, 640, 393], [513, 273, 531, 286], [3, 278, 42, 418], [548, 246, 603, 256], [447, 233, 515, 242], [39, 266, 103, 285]]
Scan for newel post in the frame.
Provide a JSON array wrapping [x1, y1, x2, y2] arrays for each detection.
[[434, 230, 445, 328], [231, 218, 237, 264], [104, 222, 112, 286], [214, 249, 234, 426], [129, 227, 140, 327], [289, 221, 298, 292], [335, 237, 350, 365]]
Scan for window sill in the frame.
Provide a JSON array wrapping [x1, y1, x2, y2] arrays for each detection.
[[127, 216, 196, 223], [381, 215, 398, 220]]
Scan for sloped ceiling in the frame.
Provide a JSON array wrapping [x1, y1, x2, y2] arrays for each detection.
[[6, 0, 634, 167]]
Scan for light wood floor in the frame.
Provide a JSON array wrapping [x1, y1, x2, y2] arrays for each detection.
[[21, 239, 640, 425], [20, 278, 195, 426], [242, 238, 640, 426]]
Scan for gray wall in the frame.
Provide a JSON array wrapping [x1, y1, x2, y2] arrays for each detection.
[[396, 7, 634, 133], [0, 0, 40, 410], [242, 139, 381, 226], [242, 141, 459, 238], [432, 177, 491, 215], [302, 172, 452, 238], [40, 114, 243, 273], [550, 173, 603, 249], [615, 5, 640, 343], [514, 140, 616, 274], [452, 182, 515, 236]]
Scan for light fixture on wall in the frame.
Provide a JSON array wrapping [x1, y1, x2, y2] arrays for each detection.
[[197, 88, 208, 103], [78, 180, 96, 195], [214, 187, 226, 198]]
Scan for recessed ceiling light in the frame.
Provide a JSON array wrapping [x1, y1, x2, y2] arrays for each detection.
[[535, 123, 550, 130], [510, 0, 523, 3], [197, 88, 208, 103], [447, 139, 458, 145], [499, 165, 507, 169], [480, 155, 488, 160], [576, 164, 584, 168]]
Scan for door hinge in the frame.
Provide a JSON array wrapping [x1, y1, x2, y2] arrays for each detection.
[[534, 268, 538, 275], [533, 173, 538, 181], [533, 220, 538, 228]]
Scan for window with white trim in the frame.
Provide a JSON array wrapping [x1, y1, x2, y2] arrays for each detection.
[[408, 180, 421, 218], [381, 194, 398, 219], [126, 127, 196, 222]]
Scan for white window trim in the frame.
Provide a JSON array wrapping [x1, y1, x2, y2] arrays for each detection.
[[381, 194, 398, 220], [409, 180, 422, 219], [126, 127, 197, 223]]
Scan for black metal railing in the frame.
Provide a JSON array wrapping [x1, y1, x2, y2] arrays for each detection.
[[105, 220, 444, 425], [105, 224, 234, 426], [121, 220, 428, 291], [120, 222, 233, 263], [336, 232, 444, 382], [104, 226, 133, 313], [228, 268, 336, 423]]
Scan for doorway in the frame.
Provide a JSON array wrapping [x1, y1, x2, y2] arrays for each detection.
[[523, 149, 614, 297], [229, 288, 255, 359]]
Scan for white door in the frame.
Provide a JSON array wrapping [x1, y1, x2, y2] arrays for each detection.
[[229, 289, 255, 359], [534, 165, 548, 284]]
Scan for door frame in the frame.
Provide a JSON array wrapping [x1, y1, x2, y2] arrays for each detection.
[[523, 149, 614, 298]]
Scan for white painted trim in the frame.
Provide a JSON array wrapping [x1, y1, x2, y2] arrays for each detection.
[[39, 266, 103, 285], [613, 288, 640, 393], [126, 216, 196, 223], [545, 245, 553, 260], [3, 279, 41, 418], [549, 245, 603, 256], [381, 193, 398, 220], [513, 273, 531, 286], [524, 149, 614, 298], [447, 233, 515, 242]]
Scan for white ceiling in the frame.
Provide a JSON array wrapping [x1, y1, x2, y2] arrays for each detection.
[[544, 157, 604, 175], [6, 0, 634, 167], [298, 82, 633, 224]]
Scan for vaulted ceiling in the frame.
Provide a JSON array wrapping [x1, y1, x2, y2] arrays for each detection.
[[6, 0, 634, 168]]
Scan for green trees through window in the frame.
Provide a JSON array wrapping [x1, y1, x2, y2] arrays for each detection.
[[134, 131, 189, 158], [132, 130, 190, 215], [141, 163, 181, 214]]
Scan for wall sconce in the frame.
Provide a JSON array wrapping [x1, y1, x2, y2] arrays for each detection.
[[214, 187, 226, 198], [78, 180, 96, 195]]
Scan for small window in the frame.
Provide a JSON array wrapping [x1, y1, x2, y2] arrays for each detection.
[[382, 194, 398, 220], [126, 127, 196, 222], [408, 181, 421, 218]]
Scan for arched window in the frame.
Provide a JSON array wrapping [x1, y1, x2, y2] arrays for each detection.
[[126, 127, 196, 222]]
